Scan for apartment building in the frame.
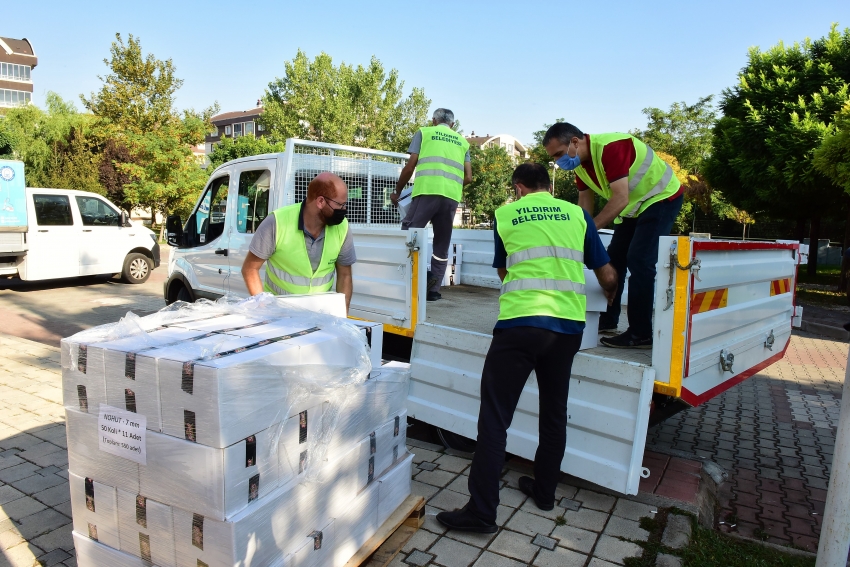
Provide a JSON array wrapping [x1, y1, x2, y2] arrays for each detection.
[[0, 37, 36, 108]]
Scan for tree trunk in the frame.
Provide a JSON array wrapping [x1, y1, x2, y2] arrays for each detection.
[[795, 217, 807, 243], [807, 216, 820, 277], [841, 203, 850, 301]]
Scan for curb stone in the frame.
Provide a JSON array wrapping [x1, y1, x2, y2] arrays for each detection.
[[660, 514, 691, 550], [656, 553, 683, 567], [800, 320, 849, 341]]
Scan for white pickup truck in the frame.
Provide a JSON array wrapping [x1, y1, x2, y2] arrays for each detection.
[[165, 140, 801, 496], [0, 160, 160, 284]]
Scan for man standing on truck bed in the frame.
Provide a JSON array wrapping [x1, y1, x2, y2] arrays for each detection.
[[437, 163, 617, 533], [390, 108, 473, 301], [544, 122, 683, 349], [240, 172, 356, 311]]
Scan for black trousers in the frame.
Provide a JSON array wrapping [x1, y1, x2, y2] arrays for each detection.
[[467, 326, 582, 524]]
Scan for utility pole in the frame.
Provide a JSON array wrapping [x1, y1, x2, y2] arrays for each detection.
[[816, 347, 850, 566]]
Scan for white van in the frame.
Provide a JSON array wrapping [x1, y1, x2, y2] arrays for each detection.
[[0, 187, 160, 283], [166, 139, 801, 496]]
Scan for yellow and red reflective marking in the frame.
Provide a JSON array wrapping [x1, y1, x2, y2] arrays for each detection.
[[690, 288, 728, 315], [770, 278, 791, 296]]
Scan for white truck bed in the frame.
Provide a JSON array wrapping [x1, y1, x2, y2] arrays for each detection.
[[425, 285, 652, 367]]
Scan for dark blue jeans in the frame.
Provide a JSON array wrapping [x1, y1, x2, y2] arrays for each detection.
[[599, 194, 683, 339]]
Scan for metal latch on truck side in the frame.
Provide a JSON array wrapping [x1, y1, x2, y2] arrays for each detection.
[[719, 349, 735, 372], [663, 240, 702, 311], [764, 330, 775, 351]]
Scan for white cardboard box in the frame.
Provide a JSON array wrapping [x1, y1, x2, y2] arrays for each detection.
[[377, 453, 414, 523], [73, 530, 151, 567], [292, 518, 335, 567], [66, 408, 140, 493], [117, 488, 177, 567], [69, 472, 120, 551], [139, 420, 283, 521], [62, 340, 106, 414], [348, 320, 384, 373], [332, 479, 379, 567], [153, 327, 358, 448]]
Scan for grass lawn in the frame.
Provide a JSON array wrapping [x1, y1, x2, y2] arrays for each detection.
[[625, 510, 815, 567], [796, 266, 847, 307]]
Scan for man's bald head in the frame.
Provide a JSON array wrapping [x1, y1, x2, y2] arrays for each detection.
[[307, 172, 347, 203]]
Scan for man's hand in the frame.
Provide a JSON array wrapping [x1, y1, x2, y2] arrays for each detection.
[[241, 251, 266, 296], [336, 263, 353, 313], [593, 263, 618, 306], [592, 177, 630, 230], [390, 191, 400, 206]]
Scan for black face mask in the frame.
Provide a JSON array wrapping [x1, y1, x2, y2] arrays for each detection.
[[323, 203, 347, 226]]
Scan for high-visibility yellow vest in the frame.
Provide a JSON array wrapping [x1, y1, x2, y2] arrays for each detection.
[[494, 192, 587, 322], [262, 203, 348, 295], [575, 133, 680, 222], [413, 125, 470, 202]]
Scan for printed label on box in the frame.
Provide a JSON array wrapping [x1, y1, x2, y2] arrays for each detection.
[[125, 352, 136, 380], [139, 532, 152, 562], [98, 404, 147, 465], [192, 514, 204, 550], [136, 495, 147, 528], [88, 523, 98, 541], [77, 385, 88, 413], [78, 345, 87, 374], [248, 474, 259, 502]]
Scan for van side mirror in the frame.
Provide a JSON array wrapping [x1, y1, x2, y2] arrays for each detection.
[[166, 215, 183, 247], [120, 211, 132, 227]]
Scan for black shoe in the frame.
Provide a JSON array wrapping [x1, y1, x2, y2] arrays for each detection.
[[427, 291, 442, 302], [598, 320, 618, 333], [427, 270, 438, 290], [436, 505, 498, 533], [518, 476, 554, 511], [600, 331, 652, 349]]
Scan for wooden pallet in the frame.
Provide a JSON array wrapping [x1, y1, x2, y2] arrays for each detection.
[[345, 495, 426, 567]]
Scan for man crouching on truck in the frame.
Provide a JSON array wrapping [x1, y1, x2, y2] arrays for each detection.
[[437, 163, 617, 533], [544, 122, 682, 349], [241, 172, 357, 312]]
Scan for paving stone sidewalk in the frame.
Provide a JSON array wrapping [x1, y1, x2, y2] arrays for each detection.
[[1, 330, 846, 565], [647, 331, 849, 552], [0, 334, 665, 567]]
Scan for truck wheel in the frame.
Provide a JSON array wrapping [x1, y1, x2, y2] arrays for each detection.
[[121, 253, 152, 284], [175, 285, 193, 303]]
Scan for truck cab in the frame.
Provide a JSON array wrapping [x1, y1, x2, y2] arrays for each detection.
[[0, 161, 160, 284], [166, 140, 800, 496]]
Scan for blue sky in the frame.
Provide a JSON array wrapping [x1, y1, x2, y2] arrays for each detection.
[[7, 0, 850, 145]]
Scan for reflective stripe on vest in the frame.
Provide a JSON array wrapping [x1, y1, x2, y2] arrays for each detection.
[[262, 203, 346, 296], [412, 125, 469, 202], [500, 278, 586, 295], [575, 133, 680, 221], [493, 192, 587, 322], [506, 245, 584, 269]]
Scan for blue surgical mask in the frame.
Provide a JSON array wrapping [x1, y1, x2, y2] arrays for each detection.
[[555, 145, 581, 171]]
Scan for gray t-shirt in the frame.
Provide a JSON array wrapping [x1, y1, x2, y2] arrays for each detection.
[[248, 212, 356, 271], [408, 129, 471, 162]]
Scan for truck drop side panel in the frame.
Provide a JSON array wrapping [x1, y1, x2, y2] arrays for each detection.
[[409, 323, 654, 495], [680, 241, 797, 405]]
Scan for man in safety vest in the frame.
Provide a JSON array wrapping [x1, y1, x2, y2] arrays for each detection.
[[544, 122, 683, 349], [390, 108, 473, 301], [436, 163, 617, 533], [241, 172, 356, 311]]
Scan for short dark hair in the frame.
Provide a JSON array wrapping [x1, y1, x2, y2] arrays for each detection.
[[542, 122, 584, 147], [512, 163, 550, 191]]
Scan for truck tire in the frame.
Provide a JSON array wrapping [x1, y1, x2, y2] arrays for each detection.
[[175, 285, 193, 303], [121, 253, 152, 284]]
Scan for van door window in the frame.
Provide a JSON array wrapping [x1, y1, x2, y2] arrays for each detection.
[[236, 170, 271, 234], [33, 195, 74, 226], [195, 176, 230, 244], [75, 197, 121, 226]]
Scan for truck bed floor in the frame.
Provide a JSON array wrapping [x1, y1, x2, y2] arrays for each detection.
[[424, 285, 652, 367]]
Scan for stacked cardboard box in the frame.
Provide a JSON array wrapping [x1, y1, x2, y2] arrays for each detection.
[[62, 300, 411, 567]]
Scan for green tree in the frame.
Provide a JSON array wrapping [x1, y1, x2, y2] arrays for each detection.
[[630, 96, 716, 174], [207, 134, 287, 171], [0, 92, 103, 193], [814, 101, 850, 192], [704, 24, 850, 274], [463, 144, 514, 225], [83, 34, 218, 235], [260, 50, 430, 152]]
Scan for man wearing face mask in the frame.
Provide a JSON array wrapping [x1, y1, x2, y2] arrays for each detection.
[[437, 163, 617, 533], [390, 108, 473, 301], [543, 123, 683, 349], [241, 172, 357, 312]]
